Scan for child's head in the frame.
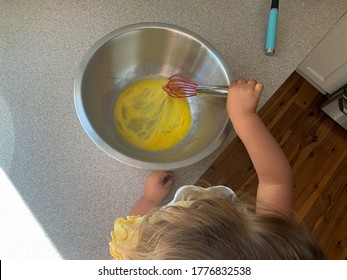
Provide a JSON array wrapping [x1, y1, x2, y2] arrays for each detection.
[[117, 193, 324, 259]]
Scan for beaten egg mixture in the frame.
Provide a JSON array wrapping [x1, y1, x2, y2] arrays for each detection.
[[114, 77, 191, 151]]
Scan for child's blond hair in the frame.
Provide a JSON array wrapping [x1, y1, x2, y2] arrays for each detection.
[[116, 192, 324, 259]]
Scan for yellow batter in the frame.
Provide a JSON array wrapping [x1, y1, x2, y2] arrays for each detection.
[[114, 77, 191, 151]]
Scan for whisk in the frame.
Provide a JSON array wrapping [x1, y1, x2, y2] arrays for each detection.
[[162, 74, 229, 98]]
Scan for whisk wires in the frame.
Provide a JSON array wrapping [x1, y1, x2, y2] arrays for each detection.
[[162, 74, 199, 98]]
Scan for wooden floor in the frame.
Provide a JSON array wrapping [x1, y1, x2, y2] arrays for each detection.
[[197, 71, 347, 260]]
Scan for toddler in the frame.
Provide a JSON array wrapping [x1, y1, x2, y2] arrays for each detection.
[[109, 79, 324, 259]]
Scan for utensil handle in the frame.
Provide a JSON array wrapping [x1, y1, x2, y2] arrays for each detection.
[[265, 0, 279, 55], [196, 86, 229, 98]]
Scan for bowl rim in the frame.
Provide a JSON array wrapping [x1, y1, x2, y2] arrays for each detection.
[[74, 22, 232, 170]]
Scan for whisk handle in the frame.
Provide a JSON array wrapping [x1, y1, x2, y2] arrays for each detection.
[[196, 86, 229, 98]]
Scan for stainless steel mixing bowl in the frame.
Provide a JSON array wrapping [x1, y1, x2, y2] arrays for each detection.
[[74, 22, 232, 170]]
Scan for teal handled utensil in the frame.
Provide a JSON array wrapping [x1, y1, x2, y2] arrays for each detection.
[[265, 0, 279, 55]]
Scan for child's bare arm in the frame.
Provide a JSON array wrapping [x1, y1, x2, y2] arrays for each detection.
[[227, 79, 293, 218], [128, 171, 174, 216]]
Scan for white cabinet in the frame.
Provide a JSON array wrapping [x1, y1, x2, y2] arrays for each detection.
[[297, 12, 347, 94]]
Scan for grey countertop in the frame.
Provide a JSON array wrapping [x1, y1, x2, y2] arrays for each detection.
[[1, 0, 346, 259]]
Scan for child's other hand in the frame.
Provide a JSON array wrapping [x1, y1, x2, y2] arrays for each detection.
[[143, 171, 174, 206], [227, 79, 264, 121]]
